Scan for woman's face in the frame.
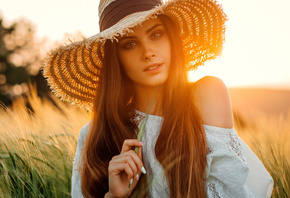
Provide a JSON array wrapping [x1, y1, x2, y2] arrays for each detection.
[[117, 18, 171, 89]]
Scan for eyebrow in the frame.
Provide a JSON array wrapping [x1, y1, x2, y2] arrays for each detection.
[[145, 23, 163, 34], [119, 23, 163, 41]]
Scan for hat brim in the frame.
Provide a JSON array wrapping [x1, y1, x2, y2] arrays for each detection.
[[42, 0, 227, 111]]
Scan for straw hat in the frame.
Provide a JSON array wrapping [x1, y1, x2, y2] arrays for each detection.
[[42, 0, 227, 111]]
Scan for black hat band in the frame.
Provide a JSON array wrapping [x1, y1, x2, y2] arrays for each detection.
[[99, 0, 162, 31]]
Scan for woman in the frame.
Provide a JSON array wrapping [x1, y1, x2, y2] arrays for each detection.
[[42, 0, 273, 197]]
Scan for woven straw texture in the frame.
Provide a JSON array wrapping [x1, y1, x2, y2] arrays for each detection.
[[42, 0, 227, 111]]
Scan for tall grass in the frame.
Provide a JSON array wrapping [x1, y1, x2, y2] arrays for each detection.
[[235, 111, 290, 198], [0, 87, 289, 197], [0, 87, 90, 197]]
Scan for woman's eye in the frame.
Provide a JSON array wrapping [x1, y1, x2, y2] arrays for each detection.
[[123, 41, 137, 49], [151, 31, 163, 40]]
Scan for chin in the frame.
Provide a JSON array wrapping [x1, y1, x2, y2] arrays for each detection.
[[146, 77, 168, 87], [132, 74, 169, 88]]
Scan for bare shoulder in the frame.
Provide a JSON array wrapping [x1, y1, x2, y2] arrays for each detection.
[[192, 76, 233, 128]]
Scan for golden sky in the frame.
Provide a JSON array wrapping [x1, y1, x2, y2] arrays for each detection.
[[1, 0, 290, 89]]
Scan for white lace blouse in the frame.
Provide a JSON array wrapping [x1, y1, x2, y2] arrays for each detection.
[[71, 112, 273, 198]]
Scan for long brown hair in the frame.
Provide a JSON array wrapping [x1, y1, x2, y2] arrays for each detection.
[[81, 14, 207, 198]]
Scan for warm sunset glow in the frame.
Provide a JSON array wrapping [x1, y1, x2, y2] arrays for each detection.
[[1, 0, 290, 89], [188, 70, 194, 82], [188, 70, 201, 82]]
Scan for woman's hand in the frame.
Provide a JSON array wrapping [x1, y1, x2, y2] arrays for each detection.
[[106, 139, 146, 198]]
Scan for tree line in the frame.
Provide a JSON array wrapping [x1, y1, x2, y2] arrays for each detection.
[[0, 14, 66, 106]]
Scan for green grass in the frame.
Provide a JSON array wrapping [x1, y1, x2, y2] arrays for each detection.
[[0, 87, 289, 197], [0, 88, 90, 197]]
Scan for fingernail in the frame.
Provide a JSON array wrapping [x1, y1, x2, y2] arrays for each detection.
[[139, 141, 144, 146], [136, 174, 139, 180], [130, 178, 133, 185], [141, 167, 146, 174]]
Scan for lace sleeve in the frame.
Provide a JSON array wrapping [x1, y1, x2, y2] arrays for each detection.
[[71, 122, 91, 198], [204, 125, 254, 198]]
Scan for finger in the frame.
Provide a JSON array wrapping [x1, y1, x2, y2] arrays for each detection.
[[109, 162, 134, 183], [130, 169, 142, 188], [135, 147, 146, 174], [112, 151, 144, 176], [121, 139, 144, 154], [138, 146, 142, 160], [112, 150, 141, 164], [120, 153, 139, 178], [127, 150, 145, 174], [135, 170, 142, 181]]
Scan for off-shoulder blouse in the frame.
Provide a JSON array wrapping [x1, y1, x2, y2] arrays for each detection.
[[71, 111, 273, 198]]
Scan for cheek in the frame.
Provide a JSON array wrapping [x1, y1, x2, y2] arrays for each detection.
[[162, 40, 171, 65], [117, 50, 126, 67], [117, 51, 129, 69], [117, 52, 137, 76]]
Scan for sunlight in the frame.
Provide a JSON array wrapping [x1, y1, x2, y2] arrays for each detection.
[[188, 70, 201, 82], [187, 70, 194, 82], [1, 0, 289, 88]]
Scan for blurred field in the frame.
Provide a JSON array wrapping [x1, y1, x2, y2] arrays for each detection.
[[229, 88, 290, 123], [0, 87, 289, 197]]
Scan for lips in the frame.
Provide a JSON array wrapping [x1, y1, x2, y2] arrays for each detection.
[[143, 63, 163, 72]]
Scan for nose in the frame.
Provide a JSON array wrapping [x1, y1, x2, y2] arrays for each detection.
[[142, 43, 156, 61]]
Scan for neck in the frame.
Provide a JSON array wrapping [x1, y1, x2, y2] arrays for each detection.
[[131, 84, 163, 116]]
